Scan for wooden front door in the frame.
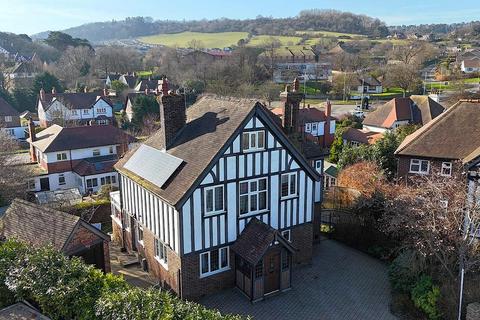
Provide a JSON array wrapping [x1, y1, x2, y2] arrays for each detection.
[[264, 251, 280, 294]]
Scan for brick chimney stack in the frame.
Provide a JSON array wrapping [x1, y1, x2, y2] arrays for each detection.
[[40, 88, 45, 101], [323, 100, 335, 148], [279, 78, 304, 135], [28, 118, 37, 163], [157, 79, 186, 149], [160, 77, 169, 95]]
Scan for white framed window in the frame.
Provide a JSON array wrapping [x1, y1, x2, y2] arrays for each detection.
[[92, 149, 101, 157], [200, 246, 229, 277], [239, 177, 268, 216], [305, 123, 312, 132], [204, 185, 224, 215], [98, 119, 108, 125], [109, 146, 114, 154], [315, 160, 322, 172], [441, 162, 452, 177], [409, 159, 430, 174], [281, 173, 297, 199], [58, 174, 66, 186], [83, 109, 89, 114], [4, 116, 12, 122], [56, 152, 67, 161], [111, 175, 116, 184], [311, 123, 318, 131], [154, 238, 168, 268], [137, 225, 144, 246], [86, 178, 98, 188], [97, 108, 106, 113], [100, 176, 112, 185], [71, 110, 78, 115], [281, 229, 291, 242], [242, 130, 265, 152]]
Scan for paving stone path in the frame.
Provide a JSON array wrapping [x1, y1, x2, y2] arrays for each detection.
[[201, 239, 397, 320]]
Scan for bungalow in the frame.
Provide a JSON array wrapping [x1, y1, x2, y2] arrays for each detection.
[[461, 58, 480, 74], [0, 198, 111, 272], [357, 76, 382, 94]]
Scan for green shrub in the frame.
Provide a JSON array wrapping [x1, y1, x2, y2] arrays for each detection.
[[388, 250, 424, 293], [0, 240, 27, 307], [411, 275, 441, 320]]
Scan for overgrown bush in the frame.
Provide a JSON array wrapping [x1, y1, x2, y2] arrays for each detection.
[[388, 250, 425, 294], [411, 275, 441, 320], [0, 240, 246, 320]]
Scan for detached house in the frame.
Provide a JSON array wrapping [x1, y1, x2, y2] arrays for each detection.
[[37, 89, 114, 128], [0, 96, 24, 139], [27, 121, 134, 194], [395, 100, 480, 182], [357, 76, 382, 94], [111, 84, 320, 301], [363, 95, 445, 133]]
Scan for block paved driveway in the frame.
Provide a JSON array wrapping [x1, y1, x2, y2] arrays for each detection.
[[200, 239, 397, 320]]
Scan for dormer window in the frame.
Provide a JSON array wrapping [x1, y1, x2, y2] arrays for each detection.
[[242, 130, 265, 152]]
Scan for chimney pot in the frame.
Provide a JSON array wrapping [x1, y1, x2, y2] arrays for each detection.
[[84, 87, 88, 93], [293, 78, 300, 92], [40, 88, 45, 101], [103, 87, 109, 96], [51, 87, 56, 95]]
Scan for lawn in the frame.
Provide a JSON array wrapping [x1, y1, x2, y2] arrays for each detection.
[[295, 30, 367, 38], [464, 77, 480, 84], [247, 35, 302, 47], [138, 31, 249, 48]]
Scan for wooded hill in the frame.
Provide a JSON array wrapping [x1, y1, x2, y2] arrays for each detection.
[[32, 10, 389, 43]]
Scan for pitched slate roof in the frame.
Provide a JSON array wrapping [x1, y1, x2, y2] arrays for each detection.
[[116, 95, 320, 207], [0, 302, 50, 320], [271, 106, 330, 123], [40, 92, 112, 111], [358, 76, 381, 87], [395, 100, 480, 163], [29, 124, 135, 153], [121, 75, 138, 88], [0, 96, 18, 117], [72, 155, 118, 176], [0, 199, 80, 251], [363, 95, 445, 129], [134, 79, 160, 92]]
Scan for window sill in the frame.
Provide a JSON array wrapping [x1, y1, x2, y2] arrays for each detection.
[[204, 210, 226, 217], [239, 209, 269, 219], [200, 267, 230, 279], [242, 148, 265, 153], [409, 171, 429, 175], [280, 195, 298, 201], [154, 256, 169, 270]]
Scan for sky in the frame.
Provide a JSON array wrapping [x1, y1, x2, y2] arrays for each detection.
[[0, 0, 480, 35]]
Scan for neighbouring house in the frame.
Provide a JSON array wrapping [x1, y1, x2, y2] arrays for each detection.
[[26, 121, 135, 194], [323, 161, 338, 190], [0, 198, 110, 272], [356, 76, 382, 94], [0, 302, 50, 320], [0, 96, 24, 139], [19, 110, 39, 126], [362, 95, 446, 133], [3, 60, 40, 92], [105, 73, 120, 87], [110, 82, 320, 301], [37, 88, 114, 128], [461, 58, 480, 74], [395, 100, 480, 183], [134, 79, 160, 92], [123, 79, 170, 122], [119, 74, 138, 89], [342, 127, 383, 146]]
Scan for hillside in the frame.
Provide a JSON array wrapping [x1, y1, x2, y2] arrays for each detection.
[[0, 32, 60, 62], [32, 10, 389, 43]]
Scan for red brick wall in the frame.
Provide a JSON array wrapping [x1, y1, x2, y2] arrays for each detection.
[[397, 156, 464, 184], [291, 222, 313, 264], [180, 249, 235, 301]]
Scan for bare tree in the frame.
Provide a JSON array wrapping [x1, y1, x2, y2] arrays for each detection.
[[384, 62, 422, 97], [95, 46, 142, 76], [54, 46, 94, 86]]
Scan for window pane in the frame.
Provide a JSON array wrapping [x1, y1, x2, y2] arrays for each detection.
[[257, 131, 265, 148], [220, 248, 228, 268], [250, 133, 256, 148], [421, 161, 428, 172], [250, 181, 257, 191], [259, 191, 267, 210], [210, 249, 219, 271], [259, 178, 267, 190], [201, 253, 209, 274], [242, 133, 249, 150], [206, 189, 213, 212], [250, 194, 258, 211], [240, 182, 248, 194], [214, 187, 223, 211], [290, 174, 296, 194], [240, 195, 248, 214], [281, 175, 289, 197]]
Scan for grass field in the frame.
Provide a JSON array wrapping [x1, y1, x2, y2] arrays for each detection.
[[296, 30, 367, 38], [247, 35, 302, 47], [138, 31, 248, 48]]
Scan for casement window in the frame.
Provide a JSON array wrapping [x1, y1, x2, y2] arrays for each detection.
[[137, 225, 144, 246], [154, 238, 168, 267], [86, 178, 98, 188], [92, 149, 101, 157], [441, 162, 452, 177], [409, 159, 430, 174], [200, 246, 229, 277], [58, 174, 66, 186], [305, 123, 312, 132], [242, 130, 265, 152], [311, 123, 318, 131], [83, 109, 89, 114], [4, 116, 12, 122], [71, 110, 78, 115], [239, 178, 268, 215], [315, 160, 322, 172], [111, 175, 116, 184], [281, 229, 291, 242], [100, 176, 112, 185], [56, 152, 67, 161], [204, 185, 224, 215], [97, 108, 106, 114], [281, 173, 297, 198]]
